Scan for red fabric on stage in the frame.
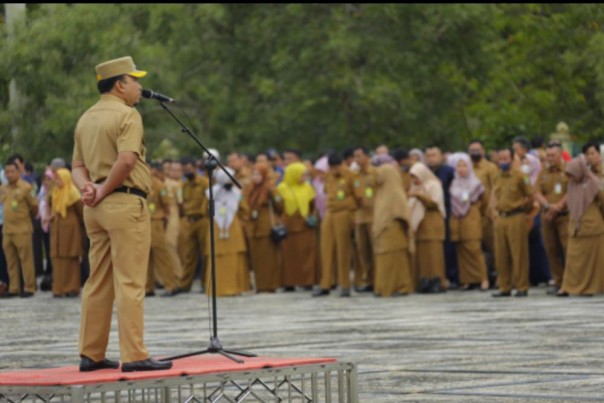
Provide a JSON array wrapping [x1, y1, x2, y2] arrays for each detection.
[[0, 356, 336, 386]]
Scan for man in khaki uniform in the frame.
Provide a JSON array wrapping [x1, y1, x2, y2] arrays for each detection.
[[468, 140, 499, 282], [491, 149, 532, 298], [535, 142, 569, 291], [313, 153, 359, 297], [71, 56, 171, 372], [352, 147, 377, 291], [146, 162, 179, 297], [1, 160, 38, 298], [227, 152, 251, 188], [165, 160, 184, 280], [178, 157, 209, 292]]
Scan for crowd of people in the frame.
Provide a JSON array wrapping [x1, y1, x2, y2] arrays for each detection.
[[1, 136, 604, 299]]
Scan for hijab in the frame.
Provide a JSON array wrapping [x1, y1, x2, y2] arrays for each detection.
[[373, 164, 411, 238], [448, 152, 485, 218], [207, 167, 241, 231], [409, 148, 426, 164], [408, 162, 446, 232], [51, 168, 81, 219], [566, 156, 602, 230], [277, 162, 315, 218]]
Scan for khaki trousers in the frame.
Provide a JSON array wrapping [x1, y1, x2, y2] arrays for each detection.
[[79, 193, 151, 363], [179, 217, 208, 291], [494, 214, 529, 292], [3, 232, 36, 294], [147, 220, 177, 293], [354, 222, 375, 287], [541, 213, 569, 286], [320, 211, 352, 290]]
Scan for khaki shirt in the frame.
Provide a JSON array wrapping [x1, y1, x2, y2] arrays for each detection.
[[493, 169, 532, 213], [536, 164, 568, 205], [400, 170, 412, 193], [148, 177, 171, 221], [325, 168, 358, 214], [236, 167, 251, 189], [1, 179, 38, 235], [182, 175, 209, 216], [353, 165, 378, 224], [473, 158, 499, 195], [72, 94, 151, 193]]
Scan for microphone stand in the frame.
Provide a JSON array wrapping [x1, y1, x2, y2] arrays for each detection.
[[158, 101, 256, 364]]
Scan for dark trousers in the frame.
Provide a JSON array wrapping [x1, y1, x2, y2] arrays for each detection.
[[529, 214, 552, 285], [444, 218, 459, 285], [0, 227, 8, 286]]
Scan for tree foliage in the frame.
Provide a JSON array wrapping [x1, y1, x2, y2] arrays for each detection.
[[0, 4, 603, 163]]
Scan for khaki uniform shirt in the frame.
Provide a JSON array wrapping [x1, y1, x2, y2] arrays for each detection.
[[493, 169, 532, 213], [236, 167, 251, 189], [182, 175, 209, 216], [1, 179, 38, 235], [353, 165, 378, 224], [325, 168, 358, 214], [473, 158, 499, 195], [72, 94, 151, 194], [536, 164, 568, 205], [148, 177, 171, 221]]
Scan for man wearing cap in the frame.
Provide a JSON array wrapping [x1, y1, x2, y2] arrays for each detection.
[[71, 56, 172, 372]]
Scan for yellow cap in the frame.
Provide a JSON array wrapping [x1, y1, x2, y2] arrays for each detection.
[[95, 56, 147, 81]]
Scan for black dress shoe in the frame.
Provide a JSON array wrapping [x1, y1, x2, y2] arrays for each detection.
[[514, 290, 528, 297], [283, 286, 296, 292], [556, 291, 569, 297], [340, 288, 351, 297], [161, 290, 180, 297], [492, 291, 512, 298], [121, 358, 173, 372], [354, 285, 373, 293], [20, 292, 34, 298], [2, 292, 19, 299], [145, 291, 156, 297], [80, 356, 120, 372], [312, 289, 330, 297]]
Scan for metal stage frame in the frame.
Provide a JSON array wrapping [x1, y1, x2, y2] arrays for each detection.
[[0, 362, 358, 403]]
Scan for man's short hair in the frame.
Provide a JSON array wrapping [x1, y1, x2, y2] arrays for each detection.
[[468, 139, 484, 147], [499, 147, 514, 157], [425, 144, 442, 152], [531, 136, 545, 149], [180, 156, 195, 166], [582, 140, 601, 154], [8, 153, 24, 164], [342, 147, 355, 160], [162, 158, 172, 164], [328, 152, 343, 167], [151, 162, 163, 171], [392, 148, 410, 162], [97, 74, 126, 94], [284, 148, 302, 159], [512, 136, 531, 151], [24, 162, 34, 173], [354, 146, 370, 156], [546, 140, 563, 150]]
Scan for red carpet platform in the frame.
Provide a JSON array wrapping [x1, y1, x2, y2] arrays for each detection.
[[0, 356, 335, 386], [0, 355, 358, 402]]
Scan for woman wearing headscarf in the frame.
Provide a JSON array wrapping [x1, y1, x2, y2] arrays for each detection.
[[205, 167, 250, 296], [277, 162, 318, 290], [448, 153, 489, 291], [408, 162, 447, 292], [373, 164, 414, 296], [243, 162, 281, 292], [558, 156, 604, 296], [50, 168, 84, 297]]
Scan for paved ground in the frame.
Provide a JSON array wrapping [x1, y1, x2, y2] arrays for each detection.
[[2, 284, 604, 402]]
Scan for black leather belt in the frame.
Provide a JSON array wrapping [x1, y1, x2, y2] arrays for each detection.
[[557, 211, 569, 217], [499, 208, 525, 217], [113, 186, 147, 199]]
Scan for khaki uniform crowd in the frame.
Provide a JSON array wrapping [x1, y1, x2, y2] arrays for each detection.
[[2, 138, 604, 300]]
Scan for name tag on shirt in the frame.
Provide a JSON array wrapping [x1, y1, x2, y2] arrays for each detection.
[[554, 183, 562, 195], [461, 190, 469, 202]]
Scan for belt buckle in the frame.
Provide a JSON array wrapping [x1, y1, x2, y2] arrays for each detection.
[[126, 187, 131, 194]]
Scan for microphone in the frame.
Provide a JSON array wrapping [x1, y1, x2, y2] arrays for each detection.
[[141, 89, 175, 103]]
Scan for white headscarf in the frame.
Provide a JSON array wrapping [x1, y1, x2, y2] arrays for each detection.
[[408, 162, 446, 232], [207, 167, 241, 231], [448, 153, 485, 218]]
